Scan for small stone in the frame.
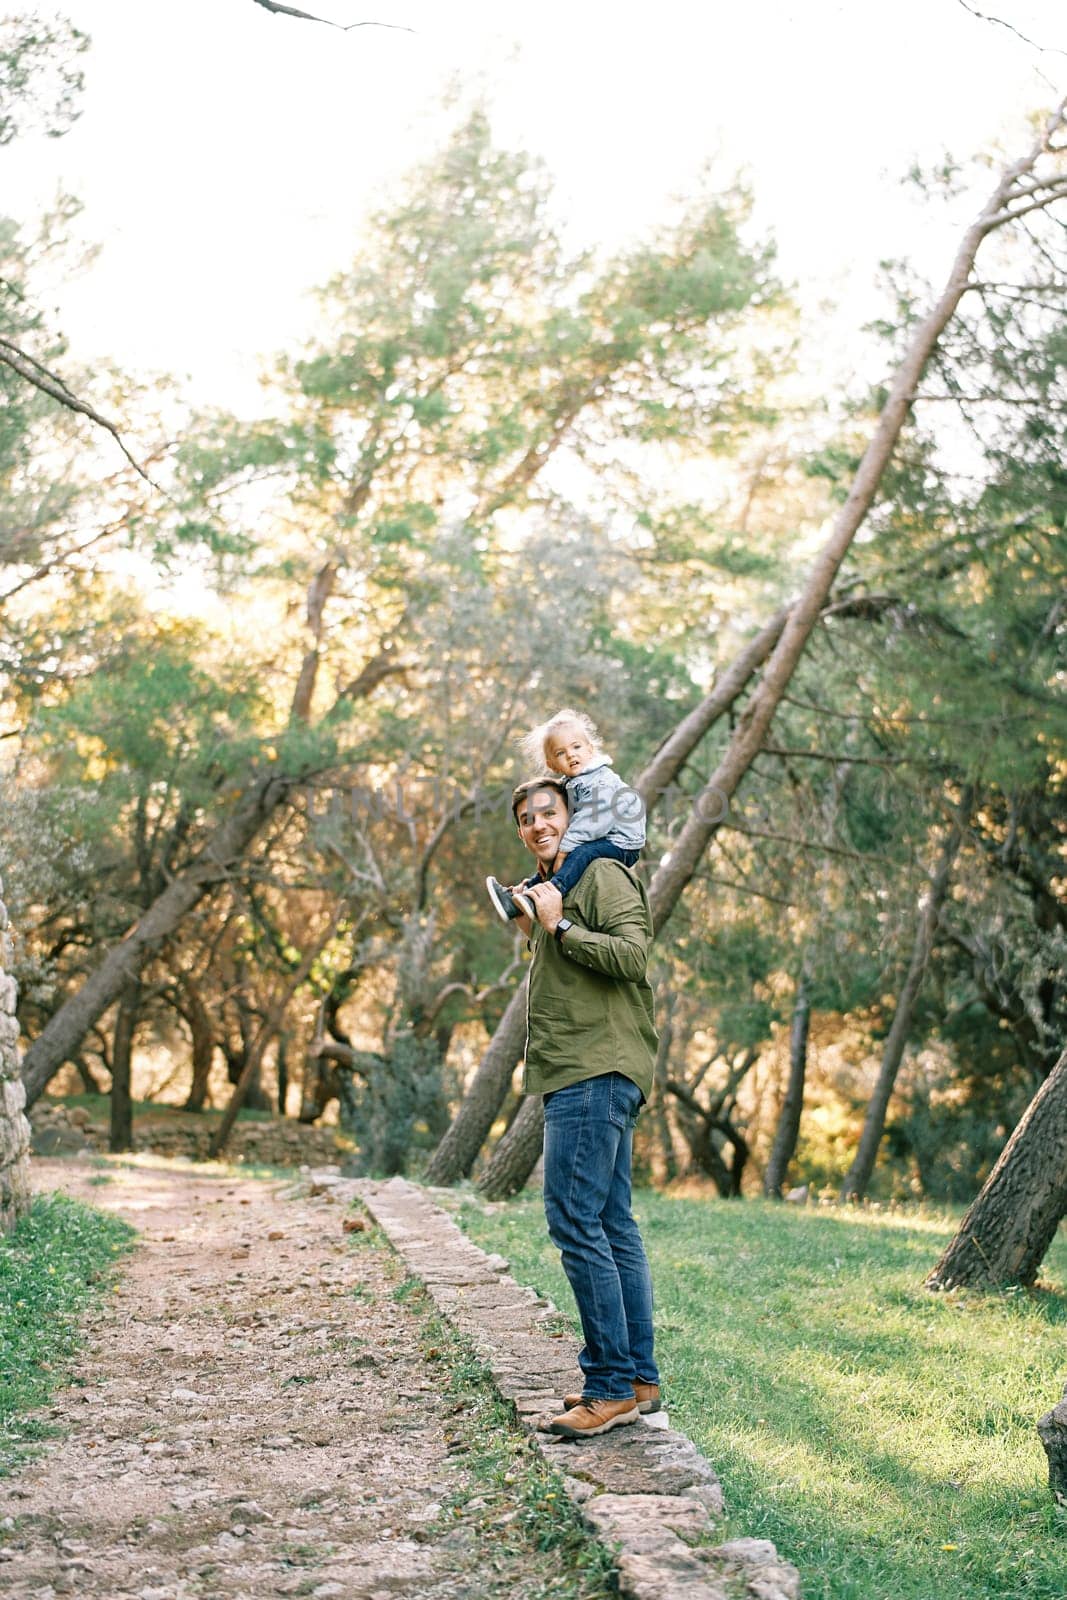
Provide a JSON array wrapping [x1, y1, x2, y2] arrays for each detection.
[[268, 1230, 286, 1241], [229, 1500, 271, 1523]]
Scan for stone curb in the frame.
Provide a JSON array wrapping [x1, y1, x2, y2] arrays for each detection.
[[340, 1174, 801, 1600]]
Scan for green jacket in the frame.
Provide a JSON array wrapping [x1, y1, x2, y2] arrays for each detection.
[[522, 858, 658, 1102]]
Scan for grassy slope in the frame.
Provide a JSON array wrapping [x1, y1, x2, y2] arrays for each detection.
[[0, 1193, 135, 1475], [458, 1193, 1067, 1600]]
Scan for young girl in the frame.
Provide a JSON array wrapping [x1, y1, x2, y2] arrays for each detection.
[[486, 709, 645, 921]]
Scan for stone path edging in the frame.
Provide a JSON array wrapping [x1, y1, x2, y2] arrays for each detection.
[[356, 1175, 801, 1600]]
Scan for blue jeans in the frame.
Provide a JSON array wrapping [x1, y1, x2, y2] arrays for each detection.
[[542, 1072, 659, 1401], [523, 839, 640, 899]]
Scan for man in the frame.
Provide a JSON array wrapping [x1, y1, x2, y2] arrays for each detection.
[[511, 777, 661, 1440]]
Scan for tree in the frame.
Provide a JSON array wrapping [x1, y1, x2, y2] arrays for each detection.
[[926, 1045, 1067, 1290], [475, 101, 1067, 1199], [0, 13, 86, 147], [763, 955, 812, 1199], [839, 784, 973, 1201], [17, 110, 781, 1107]]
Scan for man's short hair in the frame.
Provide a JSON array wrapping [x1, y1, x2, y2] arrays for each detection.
[[511, 776, 568, 822]]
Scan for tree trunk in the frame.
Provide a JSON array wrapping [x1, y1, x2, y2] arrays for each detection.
[[109, 976, 140, 1153], [276, 1031, 289, 1116], [477, 1093, 545, 1200], [648, 993, 678, 1184], [0, 874, 31, 1232], [666, 1076, 750, 1197], [182, 976, 216, 1112], [764, 959, 812, 1198], [73, 1055, 105, 1095], [208, 1029, 270, 1159], [424, 606, 792, 1188], [840, 789, 970, 1201], [423, 980, 529, 1185], [209, 908, 343, 1158], [925, 1045, 1067, 1291]]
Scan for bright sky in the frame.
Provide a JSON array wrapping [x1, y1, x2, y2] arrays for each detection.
[[4, 0, 1065, 411]]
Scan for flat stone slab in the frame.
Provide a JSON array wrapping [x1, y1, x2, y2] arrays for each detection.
[[359, 1177, 800, 1600]]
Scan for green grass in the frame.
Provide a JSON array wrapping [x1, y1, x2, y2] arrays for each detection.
[[0, 1192, 135, 1475], [456, 1192, 1067, 1600]]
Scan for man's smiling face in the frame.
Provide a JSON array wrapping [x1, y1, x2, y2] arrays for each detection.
[[515, 786, 569, 866]]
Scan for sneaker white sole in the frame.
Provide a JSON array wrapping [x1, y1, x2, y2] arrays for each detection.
[[549, 1405, 640, 1439]]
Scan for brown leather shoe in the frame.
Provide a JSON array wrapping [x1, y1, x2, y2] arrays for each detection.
[[548, 1396, 640, 1439], [563, 1380, 661, 1414]]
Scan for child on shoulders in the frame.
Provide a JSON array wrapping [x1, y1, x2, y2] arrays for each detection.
[[486, 708, 645, 922]]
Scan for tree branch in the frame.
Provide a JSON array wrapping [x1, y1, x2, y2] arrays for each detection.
[[250, 0, 413, 30], [956, 0, 1067, 59], [0, 335, 159, 489]]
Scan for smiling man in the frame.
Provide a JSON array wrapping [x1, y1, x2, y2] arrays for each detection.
[[510, 777, 661, 1440]]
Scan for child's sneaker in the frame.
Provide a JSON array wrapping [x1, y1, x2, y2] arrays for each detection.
[[486, 877, 519, 921], [485, 877, 536, 922]]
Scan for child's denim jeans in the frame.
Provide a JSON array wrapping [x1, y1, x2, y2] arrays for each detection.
[[523, 839, 640, 898]]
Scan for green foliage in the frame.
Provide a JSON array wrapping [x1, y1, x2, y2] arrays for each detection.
[[461, 1193, 1067, 1600], [0, 1192, 134, 1475], [361, 1029, 448, 1177], [0, 13, 88, 147]]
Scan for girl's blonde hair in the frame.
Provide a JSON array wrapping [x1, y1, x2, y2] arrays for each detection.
[[520, 708, 602, 774]]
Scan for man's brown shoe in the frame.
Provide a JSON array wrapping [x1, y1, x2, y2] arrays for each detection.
[[548, 1397, 640, 1439], [563, 1381, 661, 1415]]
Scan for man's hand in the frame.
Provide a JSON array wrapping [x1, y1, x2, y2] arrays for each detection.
[[526, 881, 564, 934]]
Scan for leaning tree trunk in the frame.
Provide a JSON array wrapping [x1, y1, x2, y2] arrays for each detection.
[[109, 976, 141, 1154], [840, 788, 970, 1202], [208, 907, 343, 1158], [181, 975, 216, 1112], [926, 1045, 1067, 1291], [478, 1092, 545, 1201], [424, 606, 792, 1187], [461, 115, 1067, 1202], [0, 874, 31, 1232], [424, 979, 531, 1184], [642, 101, 1066, 935], [764, 959, 812, 1198]]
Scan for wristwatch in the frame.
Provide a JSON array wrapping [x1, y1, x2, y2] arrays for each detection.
[[553, 918, 573, 944]]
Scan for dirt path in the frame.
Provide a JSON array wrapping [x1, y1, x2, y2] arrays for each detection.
[[0, 1160, 575, 1600]]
